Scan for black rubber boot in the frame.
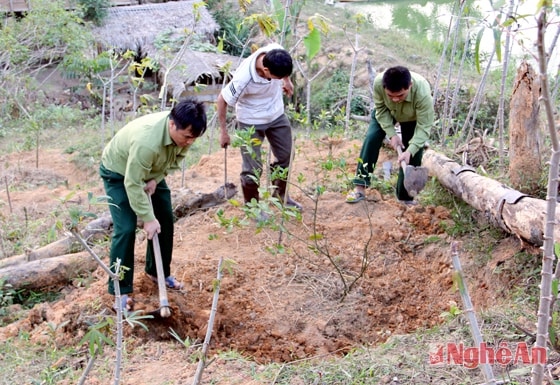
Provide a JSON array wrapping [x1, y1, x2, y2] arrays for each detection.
[[273, 179, 303, 211], [241, 178, 259, 204]]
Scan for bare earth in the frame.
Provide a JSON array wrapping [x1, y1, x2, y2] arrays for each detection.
[[0, 137, 529, 384]]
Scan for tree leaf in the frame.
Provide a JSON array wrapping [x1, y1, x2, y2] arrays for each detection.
[[304, 27, 321, 61], [272, 0, 285, 32], [493, 27, 502, 63], [474, 27, 484, 74]]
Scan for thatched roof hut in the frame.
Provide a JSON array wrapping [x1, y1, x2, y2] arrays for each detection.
[[94, 0, 240, 101], [162, 49, 242, 102], [95, 1, 218, 53]]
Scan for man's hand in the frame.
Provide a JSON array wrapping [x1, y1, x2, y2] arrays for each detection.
[[144, 219, 161, 240], [220, 130, 231, 149], [390, 135, 403, 152], [282, 77, 294, 97], [143, 179, 157, 195], [398, 150, 412, 165]]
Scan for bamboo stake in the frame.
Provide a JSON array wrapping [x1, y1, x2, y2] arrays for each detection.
[[278, 135, 297, 245], [71, 231, 125, 385], [450, 242, 496, 385], [497, 0, 516, 168], [532, 6, 559, 385], [192, 257, 224, 385], [432, 0, 457, 109], [4, 176, 12, 214], [441, 0, 467, 144]]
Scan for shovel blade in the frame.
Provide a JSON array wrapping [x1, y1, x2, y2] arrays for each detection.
[[145, 306, 173, 320], [404, 166, 429, 197]]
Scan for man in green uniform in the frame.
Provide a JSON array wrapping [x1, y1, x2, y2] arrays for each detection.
[[99, 98, 207, 311], [345, 66, 434, 204]]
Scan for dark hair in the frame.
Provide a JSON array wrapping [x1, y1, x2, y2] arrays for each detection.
[[262, 49, 293, 78], [169, 98, 207, 137], [382, 66, 412, 92]]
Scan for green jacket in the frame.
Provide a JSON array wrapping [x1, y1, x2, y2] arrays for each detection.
[[101, 111, 190, 222], [373, 71, 434, 156]]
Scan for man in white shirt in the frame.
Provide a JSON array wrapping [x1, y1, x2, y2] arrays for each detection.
[[217, 44, 302, 213]]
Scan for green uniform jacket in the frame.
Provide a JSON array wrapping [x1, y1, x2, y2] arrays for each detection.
[[101, 111, 191, 222], [373, 71, 434, 156]]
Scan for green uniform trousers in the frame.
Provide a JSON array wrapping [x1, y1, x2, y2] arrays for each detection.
[[352, 110, 424, 202], [100, 164, 174, 295]]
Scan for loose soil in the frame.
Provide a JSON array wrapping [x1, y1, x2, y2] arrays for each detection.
[[0, 135, 530, 384]]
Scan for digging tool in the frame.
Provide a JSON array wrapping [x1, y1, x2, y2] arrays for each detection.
[[146, 194, 171, 318], [396, 146, 429, 197], [223, 146, 228, 200]]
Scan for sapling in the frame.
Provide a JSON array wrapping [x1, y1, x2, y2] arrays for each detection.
[[450, 242, 496, 385], [192, 257, 225, 385], [532, 4, 560, 385], [59, 194, 152, 385]]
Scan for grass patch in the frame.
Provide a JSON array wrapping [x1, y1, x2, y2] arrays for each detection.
[[0, 334, 81, 384]]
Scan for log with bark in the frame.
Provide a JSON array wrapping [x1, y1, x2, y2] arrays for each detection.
[[423, 149, 551, 246], [0, 214, 113, 269], [0, 184, 237, 289], [0, 251, 98, 291]]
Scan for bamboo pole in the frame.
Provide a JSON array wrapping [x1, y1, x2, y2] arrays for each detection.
[[532, 6, 559, 384], [450, 242, 496, 385], [192, 257, 224, 385], [4, 176, 12, 214]]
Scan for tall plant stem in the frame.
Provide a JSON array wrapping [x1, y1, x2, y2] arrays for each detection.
[[71, 231, 124, 385], [278, 135, 297, 245], [532, 5, 559, 385], [450, 242, 496, 385], [497, 0, 516, 168], [461, 49, 495, 142], [433, 0, 459, 108], [192, 257, 224, 385], [441, 0, 467, 145]]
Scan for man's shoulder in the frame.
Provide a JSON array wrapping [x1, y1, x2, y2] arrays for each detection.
[[411, 72, 432, 94], [411, 71, 430, 85], [126, 111, 169, 127], [257, 42, 284, 53]]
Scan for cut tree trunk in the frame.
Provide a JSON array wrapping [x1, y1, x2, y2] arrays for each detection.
[[0, 185, 238, 288], [423, 149, 552, 246], [0, 251, 98, 291], [0, 214, 113, 269], [508, 60, 542, 194]]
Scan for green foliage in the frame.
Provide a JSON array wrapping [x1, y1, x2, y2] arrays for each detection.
[[0, 0, 91, 67], [0, 279, 17, 308], [215, 207, 249, 232], [0, 0, 95, 128], [311, 68, 368, 121], [206, 0, 252, 57], [303, 27, 321, 61], [169, 328, 196, 349], [77, 0, 111, 26], [439, 300, 462, 321]]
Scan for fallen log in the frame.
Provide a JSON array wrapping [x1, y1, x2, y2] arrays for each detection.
[[0, 214, 113, 269], [0, 251, 98, 291], [423, 149, 552, 246], [172, 182, 237, 217], [0, 184, 238, 271]]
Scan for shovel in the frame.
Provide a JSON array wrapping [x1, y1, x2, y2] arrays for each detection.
[[146, 194, 171, 318], [224, 146, 228, 199], [396, 147, 428, 197], [218, 145, 236, 201]]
